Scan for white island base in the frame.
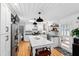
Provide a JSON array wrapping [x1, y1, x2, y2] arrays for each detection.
[[29, 35, 53, 56]]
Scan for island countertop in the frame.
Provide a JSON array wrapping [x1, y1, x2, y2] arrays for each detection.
[[28, 35, 53, 47]]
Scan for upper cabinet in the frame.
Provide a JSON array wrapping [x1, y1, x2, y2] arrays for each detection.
[[0, 4, 6, 34], [0, 4, 11, 34]]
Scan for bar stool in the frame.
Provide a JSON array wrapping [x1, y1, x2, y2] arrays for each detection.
[[35, 47, 51, 56]]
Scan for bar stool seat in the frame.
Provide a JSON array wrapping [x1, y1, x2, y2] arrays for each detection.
[[36, 47, 51, 56], [38, 50, 51, 56]]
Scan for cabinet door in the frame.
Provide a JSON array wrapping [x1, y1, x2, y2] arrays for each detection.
[[1, 4, 11, 34], [5, 34, 11, 56], [54, 38, 59, 47], [5, 4, 11, 34], [0, 4, 11, 56], [51, 37, 59, 47], [53, 38, 58, 47], [0, 34, 11, 56], [1, 4, 6, 34], [0, 34, 6, 56], [5, 4, 11, 56]]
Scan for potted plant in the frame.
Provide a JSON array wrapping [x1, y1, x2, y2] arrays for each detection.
[[71, 28, 79, 39]]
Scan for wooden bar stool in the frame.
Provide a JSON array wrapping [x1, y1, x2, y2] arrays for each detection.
[[35, 47, 51, 56]]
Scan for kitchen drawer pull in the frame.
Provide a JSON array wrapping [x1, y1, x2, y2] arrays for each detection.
[[6, 26, 9, 32], [5, 36, 9, 41], [61, 40, 63, 42]]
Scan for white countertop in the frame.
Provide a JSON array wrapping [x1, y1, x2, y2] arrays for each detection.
[[28, 35, 53, 47]]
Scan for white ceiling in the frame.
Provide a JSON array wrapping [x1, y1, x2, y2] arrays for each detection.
[[7, 3, 79, 22]]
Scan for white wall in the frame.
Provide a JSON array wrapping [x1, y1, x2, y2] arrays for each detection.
[[24, 23, 44, 32], [24, 23, 34, 31], [0, 3, 1, 31], [0, 3, 1, 55]]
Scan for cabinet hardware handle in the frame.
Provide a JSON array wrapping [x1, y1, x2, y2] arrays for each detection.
[[5, 36, 8, 41], [61, 40, 63, 42], [6, 26, 9, 32]]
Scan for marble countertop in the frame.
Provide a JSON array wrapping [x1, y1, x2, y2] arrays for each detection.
[[28, 35, 53, 47]]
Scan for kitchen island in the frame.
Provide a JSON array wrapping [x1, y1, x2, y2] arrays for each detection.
[[28, 35, 53, 56]]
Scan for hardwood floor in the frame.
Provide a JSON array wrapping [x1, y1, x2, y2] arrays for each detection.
[[16, 41, 31, 56], [51, 49, 63, 56], [16, 40, 63, 56]]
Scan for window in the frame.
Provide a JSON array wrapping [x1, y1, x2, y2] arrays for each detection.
[[60, 24, 71, 52], [61, 24, 70, 36]]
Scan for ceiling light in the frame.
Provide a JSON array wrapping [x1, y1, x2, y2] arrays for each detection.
[[33, 22, 37, 25], [36, 12, 43, 22], [36, 17, 43, 22]]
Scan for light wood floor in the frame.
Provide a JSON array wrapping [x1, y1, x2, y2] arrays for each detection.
[[16, 41, 63, 56]]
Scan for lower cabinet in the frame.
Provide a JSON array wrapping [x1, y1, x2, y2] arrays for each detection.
[[0, 34, 11, 56], [72, 44, 79, 56], [0, 34, 6, 56], [50, 37, 60, 47]]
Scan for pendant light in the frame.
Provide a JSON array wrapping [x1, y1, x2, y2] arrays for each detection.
[[36, 12, 43, 22], [33, 22, 37, 25]]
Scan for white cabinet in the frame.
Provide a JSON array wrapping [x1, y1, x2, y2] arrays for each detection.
[[0, 34, 11, 56], [0, 4, 11, 56], [0, 4, 11, 34], [0, 34, 6, 56], [5, 5, 11, 34], [50, 37, 60, 47], [5, 33, 11, 56], [0, 4, 6, 34]]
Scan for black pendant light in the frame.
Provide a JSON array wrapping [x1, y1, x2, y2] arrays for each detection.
[[36, 17, 43, 22], [36, 12, 43, 22], [33, 22, 37, 25]]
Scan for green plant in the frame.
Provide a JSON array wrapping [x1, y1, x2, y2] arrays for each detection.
[[71, 28, 79, 37]]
